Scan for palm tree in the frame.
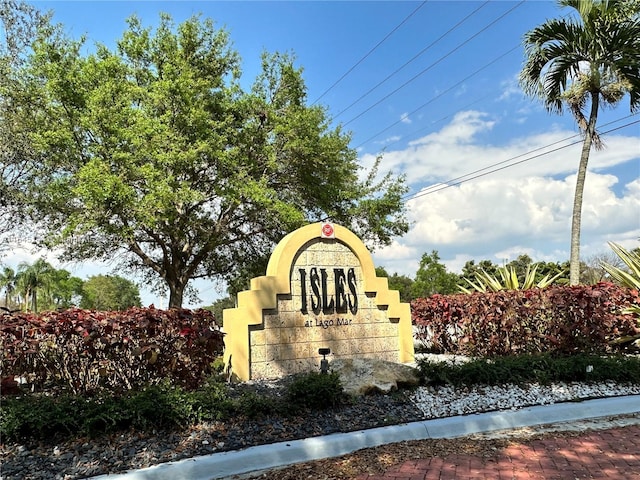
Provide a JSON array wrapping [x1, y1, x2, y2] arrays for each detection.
[[519, 0, 640, 285], [0, 266, 16, 307], [16, 258, 55, 312]]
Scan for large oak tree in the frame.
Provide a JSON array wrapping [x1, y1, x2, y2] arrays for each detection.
[[18, 13, 407, 307], [0, 0, 49, 247]]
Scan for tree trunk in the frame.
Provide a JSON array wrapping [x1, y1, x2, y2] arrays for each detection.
[[167, 279, 185, 309], [23, 286, 31, 312], [569, 93, 599, 285]]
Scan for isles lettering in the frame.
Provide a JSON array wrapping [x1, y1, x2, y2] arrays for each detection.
[[299, 267, 358, 315]]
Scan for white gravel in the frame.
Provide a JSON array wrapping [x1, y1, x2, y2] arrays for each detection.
[[410, 381, 640, 418]]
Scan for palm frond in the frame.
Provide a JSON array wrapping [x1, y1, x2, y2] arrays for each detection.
[[602, 242, 640, 290]]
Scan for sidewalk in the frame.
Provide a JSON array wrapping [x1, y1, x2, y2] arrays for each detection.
[[91, 394, 640, 480], [355, 423, 640, 479]]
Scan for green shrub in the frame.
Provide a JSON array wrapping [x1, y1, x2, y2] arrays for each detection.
[[124, 381, 195, 430], [0, 393, 106, 441], [234, 391, 284, 419], [417, 353, 640, 386], [286, 372, 344, 409], [0, 376, 236, 442], [190, 377, 235, 422]]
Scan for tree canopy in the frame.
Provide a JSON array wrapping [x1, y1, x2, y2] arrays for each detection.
[[1, 258, 83, 312], [411, 250, 460, 298], [0, 0, 50, 247], [9, 12, 408, 307], [80, 275, 142, 311]]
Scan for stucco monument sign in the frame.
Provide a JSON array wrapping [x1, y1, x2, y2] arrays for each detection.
[[223, 222, 414, 381]]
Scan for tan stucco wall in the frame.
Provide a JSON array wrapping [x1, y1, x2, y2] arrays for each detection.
[[222, 223, 414, 381]]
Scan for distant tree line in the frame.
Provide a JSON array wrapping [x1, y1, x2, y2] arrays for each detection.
[[0, 259, 141, 312], [374, 250, 633, 303]]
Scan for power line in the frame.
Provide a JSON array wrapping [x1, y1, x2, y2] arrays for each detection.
[[403, 117, 640, 203], [342, 0, 525, 128], [311, 1, 428, 106], [355, 44, 520, 150], [333, 1, 490, 120], [349, 7, 575, 151]]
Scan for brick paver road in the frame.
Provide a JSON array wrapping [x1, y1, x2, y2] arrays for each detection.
[[355, 424, 640, 479]]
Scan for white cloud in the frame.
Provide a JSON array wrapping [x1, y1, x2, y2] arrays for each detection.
[[374, 135, 401, 146], [369, 111, 640, 277], [374, 240, 418, 261], [374, 171, 639, 276], [498, 73, 522, 101], [410, 110, 495, 146], [362, 110, 640, 190], [400, 112, 411, 124]]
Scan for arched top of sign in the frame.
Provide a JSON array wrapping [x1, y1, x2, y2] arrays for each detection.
[[265, 222, 377, 294]]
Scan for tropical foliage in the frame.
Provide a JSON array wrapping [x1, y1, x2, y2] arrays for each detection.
[[0, 266, 16, 307], [520, 0, 640, 285], [0, 260, 140, 312], [5, 259, 83, 312], [602, 243, 640, 339], [459, 263, 566, 293], [602, 242, 640, 290]]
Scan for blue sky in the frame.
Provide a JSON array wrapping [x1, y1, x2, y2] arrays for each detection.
[[9, 1, 640, 306]]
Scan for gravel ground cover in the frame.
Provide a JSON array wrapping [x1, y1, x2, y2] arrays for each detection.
[[2, 380, 639, 480]]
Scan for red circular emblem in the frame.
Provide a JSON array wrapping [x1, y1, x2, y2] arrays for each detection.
[[322, 223, 334, 237]]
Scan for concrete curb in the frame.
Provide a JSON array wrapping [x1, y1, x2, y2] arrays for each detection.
[[90, 394, 640, 480]]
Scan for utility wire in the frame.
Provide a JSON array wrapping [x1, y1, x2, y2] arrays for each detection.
[[404, 117, 640, 202], [351, 8, 575, 151], [311, 1, 428, 105], [355, 44, 520, 150], [333, 1, 490, 120], [342, 0, 525, 128], [405, 131, 584, 199]]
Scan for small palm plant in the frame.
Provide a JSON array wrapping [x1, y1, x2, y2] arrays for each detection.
[[602, 243, 640, 289], [602, 242, 640, 315], [460, 264, 565, 293], [602, 242, 640, 349]]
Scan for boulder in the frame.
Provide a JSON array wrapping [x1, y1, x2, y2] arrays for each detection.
[[330, 358, 420, 396]]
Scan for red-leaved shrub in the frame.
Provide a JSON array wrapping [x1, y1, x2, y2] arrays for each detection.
[[0, 306, 224, 395], [411, 282, 639, 356]]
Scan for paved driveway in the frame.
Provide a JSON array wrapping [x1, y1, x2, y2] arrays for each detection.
[[355, 424, 640, 479]]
